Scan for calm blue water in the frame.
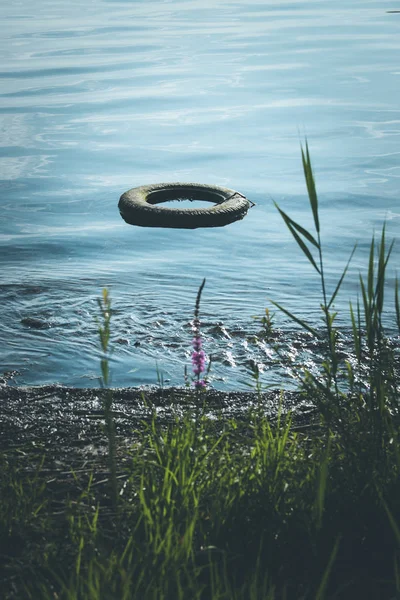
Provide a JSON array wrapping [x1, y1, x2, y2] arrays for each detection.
[[1, 0, 399, 390]]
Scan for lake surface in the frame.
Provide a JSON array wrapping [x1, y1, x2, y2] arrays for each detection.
[[1, 0, 399, 390]]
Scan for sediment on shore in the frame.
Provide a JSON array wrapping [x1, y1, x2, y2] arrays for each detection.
[[0, 384, 314, 467]]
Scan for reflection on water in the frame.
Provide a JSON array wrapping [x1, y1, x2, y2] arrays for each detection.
[[0, 0, 399, 389]]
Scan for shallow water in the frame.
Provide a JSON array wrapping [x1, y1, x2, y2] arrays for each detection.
[[1, 0, 399, 390]]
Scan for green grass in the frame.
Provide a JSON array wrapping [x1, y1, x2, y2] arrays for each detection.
[[1, 144, 400, 599]]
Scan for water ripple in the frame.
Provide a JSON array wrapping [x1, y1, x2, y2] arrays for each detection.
[[0, 0, 399, 388]]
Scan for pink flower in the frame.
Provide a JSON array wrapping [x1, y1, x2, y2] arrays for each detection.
[[194, 379, 206, 388], [192, 349, 206, 375], [192, 336, 202, 351]]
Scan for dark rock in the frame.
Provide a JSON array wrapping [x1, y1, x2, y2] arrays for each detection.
[[20, 317, 51, 329]]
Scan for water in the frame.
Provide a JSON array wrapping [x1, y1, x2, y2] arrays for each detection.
[[1, 0, 399, 390], [151, 199, 215, 208]]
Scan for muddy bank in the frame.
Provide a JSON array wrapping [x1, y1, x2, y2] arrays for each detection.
[[0, 383, 314, 462]]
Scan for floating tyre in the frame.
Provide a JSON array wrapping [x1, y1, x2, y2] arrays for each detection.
[[118, 183, 251, 229]]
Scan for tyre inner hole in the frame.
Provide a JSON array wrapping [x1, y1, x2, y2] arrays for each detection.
[[147, 188, 224, 208], [156, 198, 215, 209]]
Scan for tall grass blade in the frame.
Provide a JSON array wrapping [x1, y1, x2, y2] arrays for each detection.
[[359, 276, 371, 341], [380, 494, 400, 547], [376, 226, 386, 317], [376, 233, 394, 317], [315, 436, 331, 530], [327, 244, 357, 309], [270, 300, 319, 337], [395, 276, 400, 334], [274, 202, 319, 248], [274, 202, 320, 272], [349, 301, 361, 362], [96, 288, 118, 510], [285, 221, 321, 273], [367, 235, 375, 304], [315, 537, 340, 600], [301, 141, 320, 233]]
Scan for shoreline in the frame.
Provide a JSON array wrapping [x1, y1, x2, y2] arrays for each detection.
[[0, 383, 313, 465]]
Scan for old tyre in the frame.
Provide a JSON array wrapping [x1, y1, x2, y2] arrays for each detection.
[[118, 183, 250, 229]]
